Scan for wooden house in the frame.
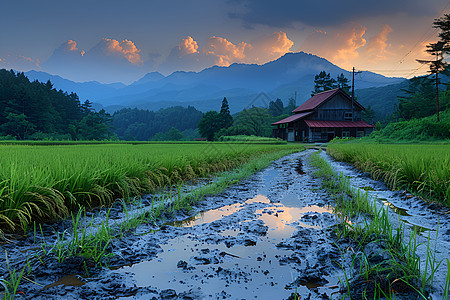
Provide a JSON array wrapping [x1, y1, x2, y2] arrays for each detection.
[[272, 88, 374, 142]]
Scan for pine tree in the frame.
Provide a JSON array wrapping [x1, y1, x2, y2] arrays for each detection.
[[312, 71, 337, 95], [219, 97, 233, 128], [336, 73, 351, 94]]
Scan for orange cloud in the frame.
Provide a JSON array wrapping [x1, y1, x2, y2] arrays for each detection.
[[301, 23, 366, 69], [366, 24, 392, 62], [101, 38, 142, 65], [0, 54, 40, 70], [203, 36, 252, 66], [250, 31, 293, 63], [63, 40, 80, 52], [178, 36, 199, 57]]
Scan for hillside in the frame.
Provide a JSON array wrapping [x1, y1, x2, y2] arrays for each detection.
[[23, 52, 404, 114]]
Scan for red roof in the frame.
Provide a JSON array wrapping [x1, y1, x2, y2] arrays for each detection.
[[293, 88, 364, 113], [271, 111, 313, 125], [305, 120, 375, 128]]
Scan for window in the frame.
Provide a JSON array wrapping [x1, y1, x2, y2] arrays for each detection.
[[342, 131, 350, 138], [356, 131, 364, 138], [344, 112, 352, 120]]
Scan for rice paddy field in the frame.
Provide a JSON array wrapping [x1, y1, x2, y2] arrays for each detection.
[[0, 142, 302, 233], [327, 143, 450, 206]]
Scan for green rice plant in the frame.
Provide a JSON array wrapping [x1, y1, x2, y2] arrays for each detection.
[[309, 151, 449, 298], [0, 143, 302, 233], [327, 143, 450, 206], [1, 251, 26, 300]]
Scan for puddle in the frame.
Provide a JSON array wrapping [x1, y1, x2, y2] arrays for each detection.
[[44, 274, 85, 289], [115, 195, 337, 299], [256, 204, 334, 233], [295, 159, 305, 175], [166, 195, 270, 228], [378, 198, 411, 216]]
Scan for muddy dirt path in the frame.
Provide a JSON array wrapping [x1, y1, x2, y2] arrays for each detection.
[[320, 151, 450, 298], [1, 149, 448, 299]]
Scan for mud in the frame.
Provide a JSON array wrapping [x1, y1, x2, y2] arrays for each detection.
[[0, 149, 448, 299]]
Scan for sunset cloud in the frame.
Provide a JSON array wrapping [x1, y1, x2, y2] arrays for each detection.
[[98, 38, 143, 65], [159, 31, 294, 73], [249, 31, 294, 63], [366, 24, 392, 62], [203, 36, 252, 66], [0, 54, 40, 71], [301, 23, 367, 69], [178, 36, 199, 56]]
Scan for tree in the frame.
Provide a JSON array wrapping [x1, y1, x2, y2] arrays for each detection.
[[219, 97, 233, 128], [269, 98, 284, 116], [283, 97, 297, 114], [233, 107, 273, 137], [166, 127, 183, 141], [361, 105, 376, 124], [198, 111, 222, 141], [336, 73, 351, 95], [312, 71, 336, 95], [0, 113, 35, 140]]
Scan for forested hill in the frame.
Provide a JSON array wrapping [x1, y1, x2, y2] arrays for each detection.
[[112, 106, 203, 141], [0, 69, 112, 140]]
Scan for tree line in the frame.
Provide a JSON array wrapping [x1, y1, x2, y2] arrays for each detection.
[[112, 106, 203, 141], [0, 69, 112, 140]]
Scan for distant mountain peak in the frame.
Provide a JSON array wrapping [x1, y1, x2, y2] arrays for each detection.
[[131, 72, 165, 86]]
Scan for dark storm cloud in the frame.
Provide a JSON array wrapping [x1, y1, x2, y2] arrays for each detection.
[[229, 0, 442, 27]]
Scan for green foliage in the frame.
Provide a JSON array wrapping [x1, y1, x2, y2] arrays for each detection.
[[233, 107, 274, 137], [369, 108, 450, 142], [198, 99, 233, 141], [198, 111, 222, 141], [215, 125, 253, 138], [219, 135, 286, 143], [268, 98, 284, 116], [0, 143, 301, 232], [311, 71, 351, 96], [0, 69, 112, 140], [375, 121, 382, 131], [151, 127, 183, 141], [361, 105, 376, 124], [327, 142, 450, 206], [219, 97, 233, 128], [336, 73, 351, 94], [112, 106, 203, 141], [283, 97, 297, 114]]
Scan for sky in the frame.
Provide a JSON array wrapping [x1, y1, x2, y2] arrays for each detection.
[[1, 0, 449, 84]]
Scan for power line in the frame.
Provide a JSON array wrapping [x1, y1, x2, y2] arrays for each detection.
[[397, 1, 450, 65]]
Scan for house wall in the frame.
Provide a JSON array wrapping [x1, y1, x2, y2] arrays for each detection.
[[310, 94, 361, 121]]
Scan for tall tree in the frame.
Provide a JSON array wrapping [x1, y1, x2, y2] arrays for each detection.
[[336, 73, 351, 94], [219, 97, 233, 128], [284, 97, 297, 114], [312, 71, 337, 95], [198, 111, 222, 141], [233, 107, 273, 137], [268, 98, 284, 116]]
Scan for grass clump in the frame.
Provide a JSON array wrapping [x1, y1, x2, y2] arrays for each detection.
[[218, 135, 286, 143], [0, 143, 302, 233], [309, 151, 448, 299], [327, 142, 450, 206]]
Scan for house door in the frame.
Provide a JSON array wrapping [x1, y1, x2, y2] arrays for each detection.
[[327, 132, 335, 141], [287, 129, 295, 142]]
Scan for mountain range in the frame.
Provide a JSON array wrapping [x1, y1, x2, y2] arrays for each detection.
[[23, 51, 406, 115]]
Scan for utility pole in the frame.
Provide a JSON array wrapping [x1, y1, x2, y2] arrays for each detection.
[[435, 59, 440, 122], [294, 91, 297, 106], [351, 67, 361, 122]]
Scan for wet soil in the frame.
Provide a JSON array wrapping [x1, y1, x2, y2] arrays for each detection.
[[319, 151, 450, 298], [0, 149, 448, 299]]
